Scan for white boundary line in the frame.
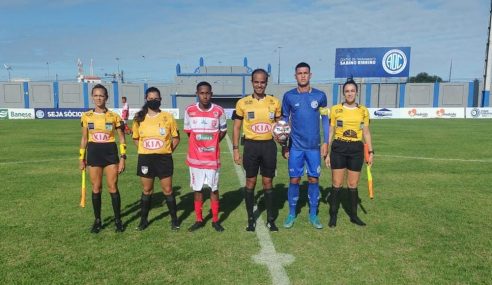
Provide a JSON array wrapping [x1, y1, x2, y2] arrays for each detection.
[[378, 154, 492, 163], [2, 153, 490, 166], [225, 135, 294, 285]]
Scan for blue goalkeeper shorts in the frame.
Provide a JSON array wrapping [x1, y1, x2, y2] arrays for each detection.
[[287, 147, 321, 178]]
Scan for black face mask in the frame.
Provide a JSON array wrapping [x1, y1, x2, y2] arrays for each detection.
[[147, 99, 161, 111]]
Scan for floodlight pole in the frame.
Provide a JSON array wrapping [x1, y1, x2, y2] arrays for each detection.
[[277, 46, 282, 84], [482, 0, 492, 106]]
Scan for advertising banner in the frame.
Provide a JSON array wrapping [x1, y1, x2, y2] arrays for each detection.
[[34, 108, 88, 119], [466, 107, 492, 118], [8, 108, 35, 120], [335, 47, 411, 78]]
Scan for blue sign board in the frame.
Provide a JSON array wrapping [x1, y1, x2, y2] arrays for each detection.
[[335, 47, 411, 78], [35, 108, 89, 119]]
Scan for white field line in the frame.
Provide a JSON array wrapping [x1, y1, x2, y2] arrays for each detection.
[[2, 153, 490, 166], [225, 135, 294, 285], [378, 154, 492, 163]]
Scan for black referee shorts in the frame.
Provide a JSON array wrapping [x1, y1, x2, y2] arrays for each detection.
[[243, 139, 277, 178], [137, 153, 173, 179], [86, 142, 119, 167], [330, 139, 364, 171]]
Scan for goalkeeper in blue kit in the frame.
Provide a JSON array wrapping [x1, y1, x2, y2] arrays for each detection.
[[281, 62, 330, 229]]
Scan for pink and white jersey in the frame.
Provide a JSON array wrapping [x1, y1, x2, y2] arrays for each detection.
[[184, 103, 227, 169]]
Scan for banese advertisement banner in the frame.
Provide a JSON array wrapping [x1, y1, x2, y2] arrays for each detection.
[[8, 108, 35, 120], [35, 108, 88, 119], [335, 47, 411, 78]]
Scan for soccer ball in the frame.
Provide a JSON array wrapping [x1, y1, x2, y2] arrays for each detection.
[[272, 120, 291, 143]]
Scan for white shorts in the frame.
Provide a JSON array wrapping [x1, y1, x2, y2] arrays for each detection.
[[189, 167, 219, 192]]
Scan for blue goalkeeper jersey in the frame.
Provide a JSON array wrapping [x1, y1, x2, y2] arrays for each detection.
[[281, 87, 327, 150]]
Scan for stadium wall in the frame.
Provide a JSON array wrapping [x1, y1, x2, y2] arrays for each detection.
[[0, 81, 486, 118]]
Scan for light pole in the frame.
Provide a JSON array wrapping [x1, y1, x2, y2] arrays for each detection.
[[4, 64, 12, 81], [115, 57, 120, 82], [277, 46, 282, 84], [46, 62, 50, 81]]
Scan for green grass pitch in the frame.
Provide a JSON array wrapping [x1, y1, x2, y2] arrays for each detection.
[[0, 119, 491, 284]]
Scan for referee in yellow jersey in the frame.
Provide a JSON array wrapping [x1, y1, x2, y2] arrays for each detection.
[[232, 68, 281, 232], [79, 84, 127, 233], [132, 87, 180, 231], [325, 78, 374, 227]]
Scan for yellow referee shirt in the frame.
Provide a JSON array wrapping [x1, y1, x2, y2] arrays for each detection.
[[81, 110, 123, 143], [330, 104, 369, 142], [234, 95, 281, 140], [132, 111, 178, 154]]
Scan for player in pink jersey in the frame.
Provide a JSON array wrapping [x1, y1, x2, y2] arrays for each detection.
[[121, 96, 131, 135], [184, 81, 227, 232]]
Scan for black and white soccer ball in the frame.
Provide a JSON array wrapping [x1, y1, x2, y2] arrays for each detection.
[[272, 120, 291, 143]]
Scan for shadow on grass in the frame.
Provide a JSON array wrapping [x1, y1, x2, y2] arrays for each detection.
[[216, 187, 244, 224]]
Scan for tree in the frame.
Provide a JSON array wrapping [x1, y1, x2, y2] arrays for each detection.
[[407, 72, 443, 83]]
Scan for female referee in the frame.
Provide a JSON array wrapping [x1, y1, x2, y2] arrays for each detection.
[[79, 84, 126, 233], [132, 87, 180, 231], [325, 78, 374, 227]]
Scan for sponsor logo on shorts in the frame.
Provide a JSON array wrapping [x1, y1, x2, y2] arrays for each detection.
[[92, 132, 110, 142], [143, 138, 164, 150], [141, 166, 148, 175], [251, 122, 272, 134], [196, 134, 213, 141]]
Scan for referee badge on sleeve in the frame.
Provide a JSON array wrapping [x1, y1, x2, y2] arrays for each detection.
[[141, 166, 149, 175]]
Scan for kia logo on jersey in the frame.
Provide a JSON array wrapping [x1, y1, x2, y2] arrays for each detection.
[[143, 138, 164, 150], [251, 123, 271, 134], [92, 132, 110, 142]]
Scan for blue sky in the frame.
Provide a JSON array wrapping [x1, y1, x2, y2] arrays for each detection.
[[0, 0, 489, 82]]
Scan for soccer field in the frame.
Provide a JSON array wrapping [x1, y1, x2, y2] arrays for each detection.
[[0, 119, 491, 284]]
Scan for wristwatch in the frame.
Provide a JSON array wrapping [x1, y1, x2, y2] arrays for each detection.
[[368, 150, 374, 154], [120, 154, 127, 159]]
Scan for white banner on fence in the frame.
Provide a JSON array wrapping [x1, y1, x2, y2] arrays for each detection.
[[466, 107, 492, 119], [8, 108, 35, 120], [111, 108, 180, 119]]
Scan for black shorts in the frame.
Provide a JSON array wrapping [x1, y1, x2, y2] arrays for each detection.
[[330, 139, 364, 171], [243, 139, 277, 178], [137, 154, 173, 179], [86, 142, 119, 167]]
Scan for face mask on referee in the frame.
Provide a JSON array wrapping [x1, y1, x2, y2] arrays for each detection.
[[147, 99, 161, 111]]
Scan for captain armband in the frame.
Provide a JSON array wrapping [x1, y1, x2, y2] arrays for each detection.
[[79, 149, 86, 160], [119, 143, 127, 155]]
